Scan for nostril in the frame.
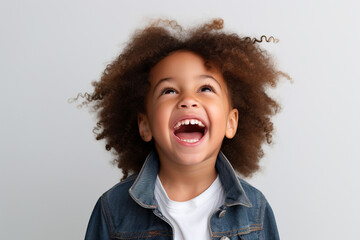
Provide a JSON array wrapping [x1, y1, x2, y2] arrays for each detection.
[[180, 103, 197, 108], [178, 98, 198, 108]]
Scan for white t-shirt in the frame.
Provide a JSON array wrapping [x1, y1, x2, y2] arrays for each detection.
[[154, 175, 226, 240]]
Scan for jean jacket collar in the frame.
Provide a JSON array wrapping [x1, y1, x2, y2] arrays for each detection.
[[129, 151, 252, 210]]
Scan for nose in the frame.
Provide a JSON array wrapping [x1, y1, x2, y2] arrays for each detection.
[[178, 94, 199, 109]]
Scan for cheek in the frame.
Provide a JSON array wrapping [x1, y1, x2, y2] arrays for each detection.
[[207, 103, 228, 128], [207, 97, 228, 115], [149, 103, 172, 132]]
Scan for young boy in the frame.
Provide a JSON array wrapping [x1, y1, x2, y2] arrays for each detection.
[[83, 19, 284, 240]]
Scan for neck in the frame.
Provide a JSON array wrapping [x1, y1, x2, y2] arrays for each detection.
[[158, 157, 218, 202]]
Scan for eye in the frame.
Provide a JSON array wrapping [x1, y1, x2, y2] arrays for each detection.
[[199, 84, 215, 93], [161, 88, 177, 95]]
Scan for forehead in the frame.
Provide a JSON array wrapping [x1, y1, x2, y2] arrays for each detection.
[[149, 50, 222, 83]]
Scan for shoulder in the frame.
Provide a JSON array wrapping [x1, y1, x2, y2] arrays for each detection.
[[237, 177, 269, 221], [99, 174, 139, 215], [101, 174, 137, 203], [238, 177, 267, 204], [94, 174, 144, 231], [85, 174, 139, 238], [237, 177, 279, 238]]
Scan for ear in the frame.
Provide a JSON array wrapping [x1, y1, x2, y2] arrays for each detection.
[[225, 108, 238, 139], [138, 113, 152, 142]]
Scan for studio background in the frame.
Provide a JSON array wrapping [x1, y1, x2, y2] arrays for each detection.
[[1, 0, 359, 239]]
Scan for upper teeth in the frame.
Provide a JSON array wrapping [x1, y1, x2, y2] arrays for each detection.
[[174, 119, 205, 129]]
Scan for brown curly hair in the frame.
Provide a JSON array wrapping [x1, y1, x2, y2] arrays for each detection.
[[78, 18, 288, 179]]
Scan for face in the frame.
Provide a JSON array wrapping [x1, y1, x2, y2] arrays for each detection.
[[138, 51, 238, 168]]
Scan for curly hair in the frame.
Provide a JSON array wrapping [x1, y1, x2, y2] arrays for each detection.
[[78, 18, 288, 179]]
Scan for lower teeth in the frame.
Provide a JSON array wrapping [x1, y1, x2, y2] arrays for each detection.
[[180, 138, 199, 143]]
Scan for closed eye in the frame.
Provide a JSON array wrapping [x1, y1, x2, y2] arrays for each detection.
[[199, 84, 216, 93]]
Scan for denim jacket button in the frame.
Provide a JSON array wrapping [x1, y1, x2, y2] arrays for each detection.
[[218, 209, 226, 218], [220, 237, 230, 240]]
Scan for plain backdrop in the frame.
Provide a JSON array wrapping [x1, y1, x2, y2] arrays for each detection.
[[1, 0, 359, 239]]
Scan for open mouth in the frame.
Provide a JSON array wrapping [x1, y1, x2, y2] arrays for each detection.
[[173, 119, 206, 143]]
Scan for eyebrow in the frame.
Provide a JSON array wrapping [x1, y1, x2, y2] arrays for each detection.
[[199, 74, 222, 88], [152, 74, 222, 92], [152, 77, 172, 92]]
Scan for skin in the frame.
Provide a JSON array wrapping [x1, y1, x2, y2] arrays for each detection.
[[138, 51, 238, 201]]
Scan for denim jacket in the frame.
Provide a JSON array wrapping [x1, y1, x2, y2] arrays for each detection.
[[85, 152, 280, 240]]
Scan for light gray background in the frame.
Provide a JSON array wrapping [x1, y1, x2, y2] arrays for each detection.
[[1, 0, 359, 239]]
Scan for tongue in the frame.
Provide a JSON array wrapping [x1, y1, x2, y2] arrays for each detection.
[[176, 132, 203, 140]]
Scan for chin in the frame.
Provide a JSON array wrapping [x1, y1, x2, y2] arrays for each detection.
[[174, 151, 216, 166]]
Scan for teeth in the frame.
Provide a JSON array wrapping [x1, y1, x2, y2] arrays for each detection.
[[198, 121, 205, 127], [174, 119, 206, 129], [179, 138, 200, 143]]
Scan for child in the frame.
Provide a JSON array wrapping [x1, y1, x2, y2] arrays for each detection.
[[83, 18, 286, 240]]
